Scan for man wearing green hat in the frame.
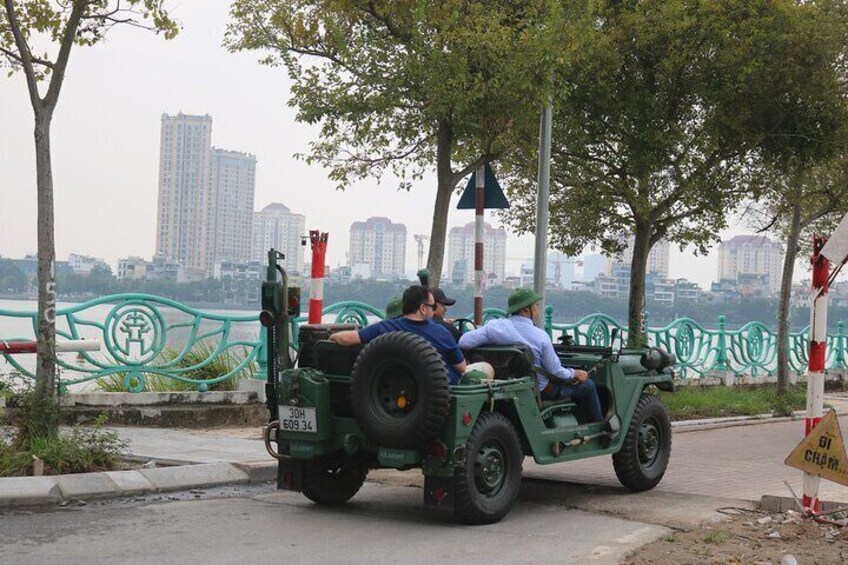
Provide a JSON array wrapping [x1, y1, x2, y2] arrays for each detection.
[[458, 288, 603, 422]]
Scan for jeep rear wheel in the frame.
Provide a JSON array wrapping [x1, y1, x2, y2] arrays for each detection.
[[351, 332, 450, 448], [302, 452, 368, 505], [612, 393, 671, 491], [454, 412, 523, 525]]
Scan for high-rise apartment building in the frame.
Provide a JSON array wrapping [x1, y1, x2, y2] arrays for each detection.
[[155, 113, 256, 279], [209, 148, 256, 271], [447, 222, 507, 285], [349, 217, 407, 279], [155, 113, 213, 278], [609, 236, 671, 278], [252, 203, 306, 274], [718, 235, 784, 295]]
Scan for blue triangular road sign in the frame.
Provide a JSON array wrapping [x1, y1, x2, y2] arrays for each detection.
[[457, 163, 510, 210]]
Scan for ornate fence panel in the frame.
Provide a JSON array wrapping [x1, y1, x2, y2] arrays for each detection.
[[546, 308, 848, 378], [5, 295, 848, 389], [1, 294, 263, 393]]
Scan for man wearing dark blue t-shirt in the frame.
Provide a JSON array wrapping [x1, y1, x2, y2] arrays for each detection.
[[329, 285, 467, 384]]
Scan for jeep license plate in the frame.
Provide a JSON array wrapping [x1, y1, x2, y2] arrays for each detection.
[[279, 406, 317, 433]]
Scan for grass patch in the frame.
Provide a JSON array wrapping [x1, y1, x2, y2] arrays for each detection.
[[702, 530, 728, 545], [96, 340, 256, 393], [657, 384, 808, 421], [0, 413, 126, 477]]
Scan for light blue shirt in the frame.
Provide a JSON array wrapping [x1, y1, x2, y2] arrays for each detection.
[[458, 315, 574, 390]]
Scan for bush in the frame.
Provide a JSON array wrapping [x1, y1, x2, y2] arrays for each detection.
[[0, 413, 126, 477]]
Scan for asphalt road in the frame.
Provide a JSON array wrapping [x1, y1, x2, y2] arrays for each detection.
[[0, 482, 668, 565]]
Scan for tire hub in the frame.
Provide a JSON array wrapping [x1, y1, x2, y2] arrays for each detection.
[[638, 419, 661, 467], [475, 444, 505, 495]]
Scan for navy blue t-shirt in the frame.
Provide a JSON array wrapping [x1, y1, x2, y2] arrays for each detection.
[[358, 318, 464, 384]]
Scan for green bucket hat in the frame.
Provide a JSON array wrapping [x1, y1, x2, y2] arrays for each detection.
[[385, 296, 403, 319], [507, 288, 542, 315]]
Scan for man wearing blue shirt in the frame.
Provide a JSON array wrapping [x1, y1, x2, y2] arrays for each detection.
[[329, 285, 468, 384], [459, 288, 603, 422]]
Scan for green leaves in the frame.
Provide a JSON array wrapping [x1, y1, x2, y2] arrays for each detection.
[[1, 1, 179, 87], [226, 0, 562, 190]]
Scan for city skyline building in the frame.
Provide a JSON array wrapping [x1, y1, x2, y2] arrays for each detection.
[[349, 217, 407, 279], [155, 112, 213, 279], [447, 221, 507, 285], [209, 148, 257, 272], [718, 235, 784, 295], [252, 202, 306, 274], [155, 113, 257, 279], [609, 237, 671, 279]]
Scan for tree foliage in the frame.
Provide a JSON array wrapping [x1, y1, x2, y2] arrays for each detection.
[[502, 0, 848, 345], [225, 0, 566, 282]]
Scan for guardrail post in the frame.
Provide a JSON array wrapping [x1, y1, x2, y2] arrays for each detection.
[[833, 321, 846, 369], [256, 330, 268, 380], [714, 315, 728, 371], [544, 305, 553, 338]]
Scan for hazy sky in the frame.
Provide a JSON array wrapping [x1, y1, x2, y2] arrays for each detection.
[[0, 1, 793, 289]]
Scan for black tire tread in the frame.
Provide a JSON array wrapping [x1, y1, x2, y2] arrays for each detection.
[[453, 411, 523, 525], [301, 454, 368, 505], [612, 393, 672, 492], [350, 332, 450, 448]]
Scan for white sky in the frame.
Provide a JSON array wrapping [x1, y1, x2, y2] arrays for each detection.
[[0, 1, 789, 289]]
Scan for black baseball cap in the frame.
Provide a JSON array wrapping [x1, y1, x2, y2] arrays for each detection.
[[432, 288, 456, 306]]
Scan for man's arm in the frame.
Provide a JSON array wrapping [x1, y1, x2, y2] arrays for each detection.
[[329, 330, 362, 346], [538, 337, 589, 381], [454, 360, 468, 374], [457, 324, 491, 349]]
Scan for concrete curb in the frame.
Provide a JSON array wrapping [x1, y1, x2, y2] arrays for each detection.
[[673, 406, 848, 433], [0, 461, 275, 509]]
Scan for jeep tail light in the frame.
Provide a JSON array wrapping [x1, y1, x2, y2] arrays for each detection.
[[283, 471, 294, 486], [426, 440, 447, 460], [433, 487, 446, 502]]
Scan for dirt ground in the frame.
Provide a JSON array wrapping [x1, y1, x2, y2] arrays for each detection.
[[625, 506, 847, 565]]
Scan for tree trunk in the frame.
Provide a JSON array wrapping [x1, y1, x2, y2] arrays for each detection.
[[627, 221, 652, 347], [776, 184, 803, 397], [31, 109, 59, 438], [426, 119, 454, 286]]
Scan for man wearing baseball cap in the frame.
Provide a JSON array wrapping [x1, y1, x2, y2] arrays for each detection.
[[458, 288, 603, 422], [432, 288, 461, 342]]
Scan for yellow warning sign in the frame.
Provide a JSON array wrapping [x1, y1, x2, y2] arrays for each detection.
[[785, 409, 848, 487]]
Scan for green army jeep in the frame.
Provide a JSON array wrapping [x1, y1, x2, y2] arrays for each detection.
[[260, 251, 675, 525]]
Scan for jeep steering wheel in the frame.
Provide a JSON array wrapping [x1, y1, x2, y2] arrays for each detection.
[[453, 318, 478, 335]]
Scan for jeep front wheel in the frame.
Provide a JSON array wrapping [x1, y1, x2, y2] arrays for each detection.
[[454, 412, 523, 525], [612, 393, 672, 491], [301, 452, 368, 505]]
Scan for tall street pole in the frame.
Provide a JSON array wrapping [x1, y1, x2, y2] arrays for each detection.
[[533, 101, 552, 327], [474, 164, 485, 325]]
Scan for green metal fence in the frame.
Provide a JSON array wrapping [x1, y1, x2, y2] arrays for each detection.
[[1, 295, 843, 392]]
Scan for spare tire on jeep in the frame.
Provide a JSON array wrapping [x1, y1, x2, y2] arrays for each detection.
[[350, 332, 450, 448]]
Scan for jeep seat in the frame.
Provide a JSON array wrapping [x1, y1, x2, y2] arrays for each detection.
[[462, 346, 572, 410]]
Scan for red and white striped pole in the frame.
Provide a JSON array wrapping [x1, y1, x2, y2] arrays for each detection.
[[473, 165, 485, 325], [0, 340, 100, 354], [308, 230, 329, 324], [803, 234, 830, 513]]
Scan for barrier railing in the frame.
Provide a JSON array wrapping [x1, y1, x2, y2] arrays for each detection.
[[2, 296, 845, 391]]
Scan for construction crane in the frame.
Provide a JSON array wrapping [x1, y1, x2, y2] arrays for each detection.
[[414, 234, 430, 270]]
